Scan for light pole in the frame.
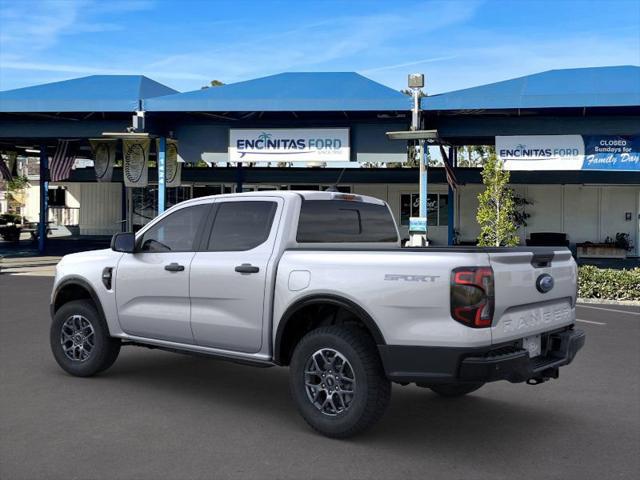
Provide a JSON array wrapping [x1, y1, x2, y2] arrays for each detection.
[[408, 73, 428, 247]]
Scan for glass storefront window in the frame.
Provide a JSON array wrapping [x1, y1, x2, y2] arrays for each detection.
[[193, 185, 222, 198], [439, 194, 449, 227], [167, 186, 192, 208], [400, 193, 449, 227], [426, 194, 438, 226], [132, 187, 157, 231]]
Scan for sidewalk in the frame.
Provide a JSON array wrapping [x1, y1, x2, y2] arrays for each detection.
[[0, 256, 60, 276]]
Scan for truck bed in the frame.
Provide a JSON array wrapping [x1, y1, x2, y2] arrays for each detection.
[[275, 245, 575, 348]]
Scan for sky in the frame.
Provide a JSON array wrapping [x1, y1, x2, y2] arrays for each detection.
[[0, 0, 639, 94]]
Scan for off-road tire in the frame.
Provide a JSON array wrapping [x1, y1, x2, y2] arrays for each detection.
[[289, 325, 391, 438], [50, 299, 121, 377]]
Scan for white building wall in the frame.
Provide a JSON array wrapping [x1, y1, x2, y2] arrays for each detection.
[[457, 184, 483, 244], [78, 182, 122, 235], [599, 186, 639, 254], [64, 184, 81, 208], [562, 186, 599, 243], [523, 185, 564, 235], [22, 181, 41, 222], [455, 183, 639, 256]]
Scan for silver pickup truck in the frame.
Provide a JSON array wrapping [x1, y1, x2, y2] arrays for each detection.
[[50, 191, 585, 437]]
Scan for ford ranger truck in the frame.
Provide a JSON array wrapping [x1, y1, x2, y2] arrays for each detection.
[[50, 191, 585, 438]]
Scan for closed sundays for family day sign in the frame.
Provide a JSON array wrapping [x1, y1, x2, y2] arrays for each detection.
[[229, 128, 350, 162], [496, 135, 640, 171]]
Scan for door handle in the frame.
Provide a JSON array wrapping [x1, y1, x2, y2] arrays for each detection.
[[164, 262, 185, 272], [235, 263, 260, 274]]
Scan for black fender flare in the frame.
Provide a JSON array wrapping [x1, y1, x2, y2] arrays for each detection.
[[51, 276, 107, 327], [273, 294, 386, 365]]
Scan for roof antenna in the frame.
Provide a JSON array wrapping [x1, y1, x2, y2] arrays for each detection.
[[325, 167, 346, 192]]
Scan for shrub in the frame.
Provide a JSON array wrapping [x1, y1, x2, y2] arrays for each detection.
[[578, 265, 640, 301]]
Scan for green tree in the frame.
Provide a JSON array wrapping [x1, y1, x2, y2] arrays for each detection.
[[201, 79, 225, 89], [476, 153, 519, 247], [457, 145, 495, 167]]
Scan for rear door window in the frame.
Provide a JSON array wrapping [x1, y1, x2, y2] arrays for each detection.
[[297, 200, 398, 243], [207, 201, 278, 251]]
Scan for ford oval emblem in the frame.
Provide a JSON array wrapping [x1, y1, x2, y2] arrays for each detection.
[[536, 273, 554, 293]]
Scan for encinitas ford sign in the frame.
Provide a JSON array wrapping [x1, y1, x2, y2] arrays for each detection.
[[229, 128, 350, 162], [497, 135, 585, 170], [497, 135, 640, 171]]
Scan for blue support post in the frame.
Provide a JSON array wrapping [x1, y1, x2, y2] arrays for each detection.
[[157, 137, 166, 214], [418, 140, 428, 218], [38, 145, 48, 254], [447, 146, 456, 245]]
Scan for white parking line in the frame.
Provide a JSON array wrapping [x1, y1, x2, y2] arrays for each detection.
[[577, 304, 640, 316], [576, 319, 607, 326]]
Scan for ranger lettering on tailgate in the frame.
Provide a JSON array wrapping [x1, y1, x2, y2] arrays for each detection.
[[503, 304, 572, 333]]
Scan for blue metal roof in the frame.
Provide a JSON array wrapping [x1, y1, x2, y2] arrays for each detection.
[[422, 66, 640, 111], [0, 75, 178, 113], [145, 72, 411, 112]]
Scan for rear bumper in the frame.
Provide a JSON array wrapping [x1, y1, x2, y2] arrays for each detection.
[[378, 327, 585, 384]]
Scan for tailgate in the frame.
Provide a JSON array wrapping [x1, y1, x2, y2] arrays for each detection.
[[488, 248, 577, 344]]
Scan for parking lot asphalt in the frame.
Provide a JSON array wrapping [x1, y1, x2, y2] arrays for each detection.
[[1, 274, 638, 480]]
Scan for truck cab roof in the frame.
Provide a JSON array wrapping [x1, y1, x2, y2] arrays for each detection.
[[180, 190, 387, 206]]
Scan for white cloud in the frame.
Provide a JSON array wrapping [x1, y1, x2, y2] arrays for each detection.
[[0, 60, 209, 81], [361, 56, 459, 74], [0, 0, 153, 56]]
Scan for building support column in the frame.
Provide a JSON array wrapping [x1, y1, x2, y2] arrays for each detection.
[[418, 140, 428, 219], [236, 162, 244, 193], [447, 146, 456, 245], [38, 145, 48, 254], [157, 137, 166, 214]]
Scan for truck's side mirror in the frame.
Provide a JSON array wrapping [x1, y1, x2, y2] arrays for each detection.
[[111, 232, 136, 253]]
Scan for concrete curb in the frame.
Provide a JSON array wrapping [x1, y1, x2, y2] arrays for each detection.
[[577, 298, 640, 307]]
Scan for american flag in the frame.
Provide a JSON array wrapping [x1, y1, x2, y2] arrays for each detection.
[[439, 145, 458, 190], [49, 140, 78, 182], [0, 156, 12, 181]]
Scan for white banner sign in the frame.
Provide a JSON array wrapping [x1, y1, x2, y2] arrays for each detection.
[[496, 135, 585, 170], [229, 128, 350, 163], [166, 139, 182, 187], [90, 139, 116, 182], [123, 138, 149, 187]]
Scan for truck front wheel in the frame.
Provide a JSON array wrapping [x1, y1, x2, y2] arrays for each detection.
[[50, 300, 121, 377], [289, 325, 391, 438]]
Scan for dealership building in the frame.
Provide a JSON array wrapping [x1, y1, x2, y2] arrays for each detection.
[[0, 66, 639, 256]]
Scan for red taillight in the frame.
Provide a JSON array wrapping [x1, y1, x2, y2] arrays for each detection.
[[450, 267, 494, 328]]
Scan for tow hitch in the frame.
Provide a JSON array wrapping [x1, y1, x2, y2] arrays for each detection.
[[526, 377, 548, 385], [526, 367, 559, 385]]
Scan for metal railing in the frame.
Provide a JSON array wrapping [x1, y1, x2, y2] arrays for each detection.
[[48, 206, 79, 226]]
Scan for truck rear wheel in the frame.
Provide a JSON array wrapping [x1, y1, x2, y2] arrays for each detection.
[[289, 325, 391, 438], [50, 300, 121, 377], [428, 382, 484, 397]]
